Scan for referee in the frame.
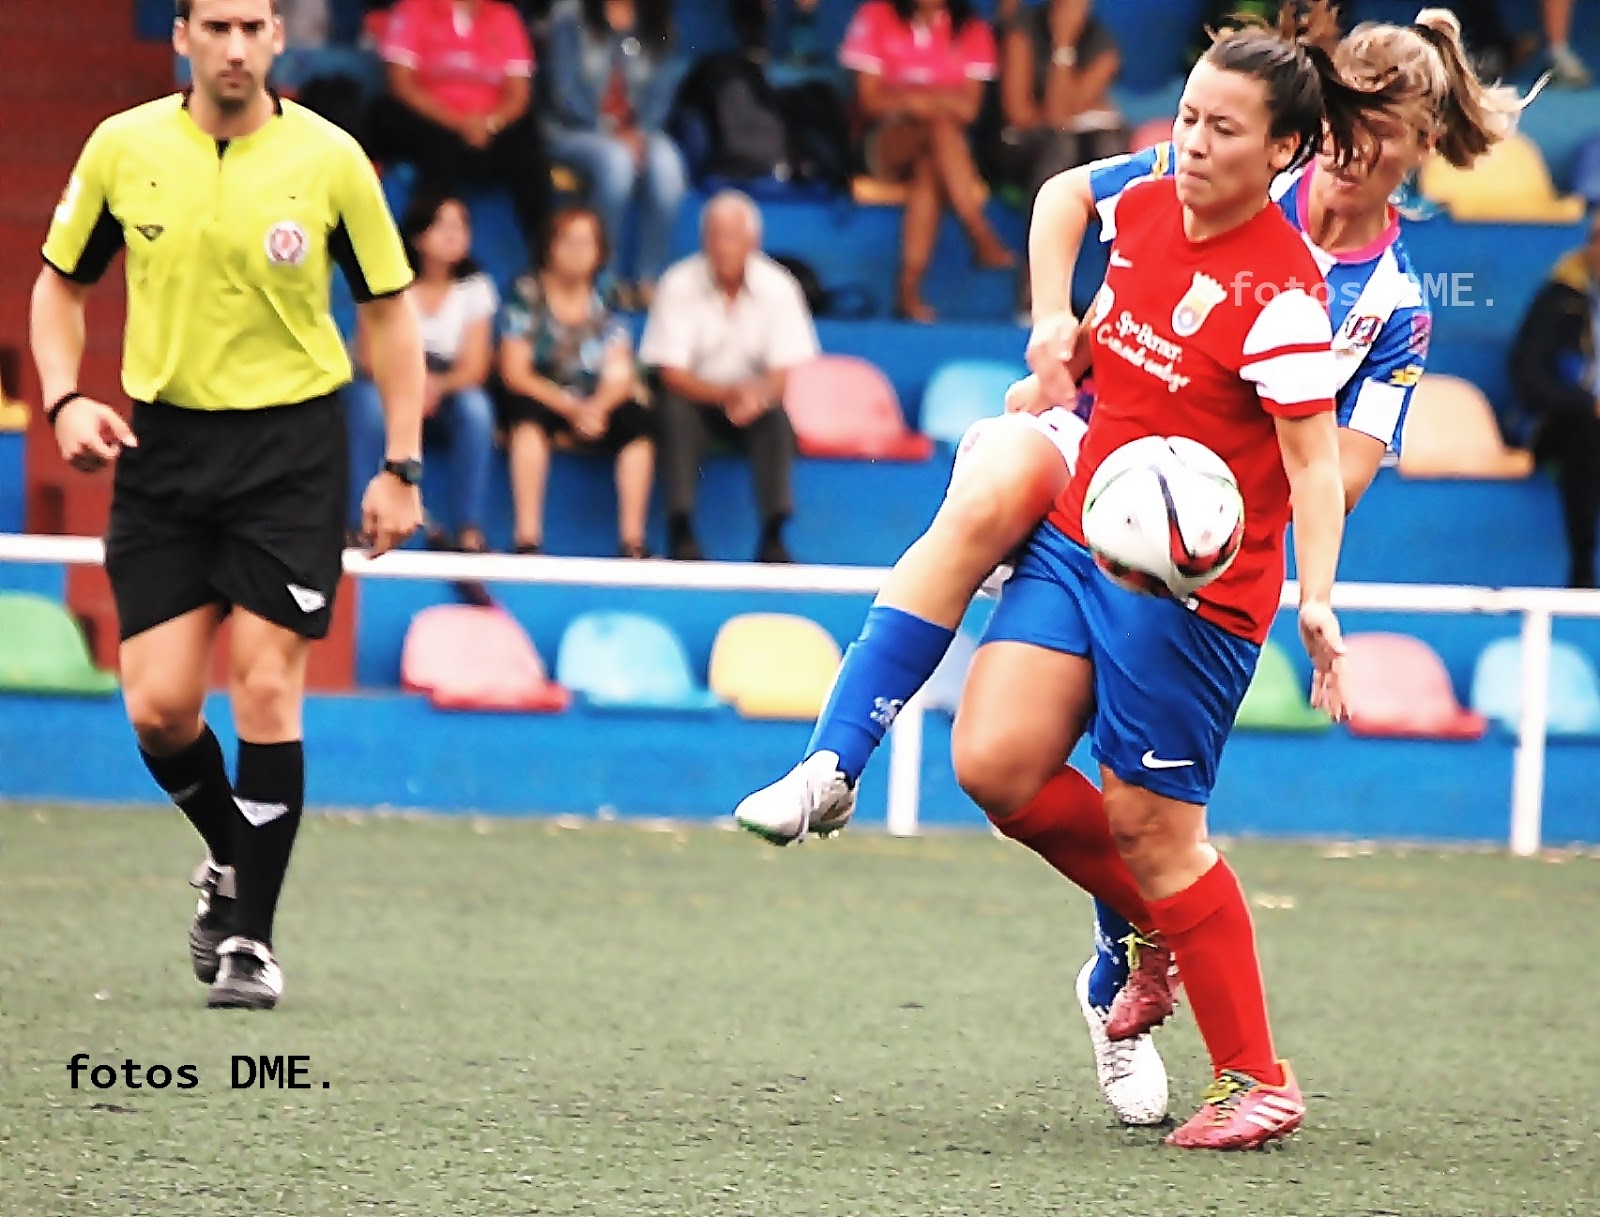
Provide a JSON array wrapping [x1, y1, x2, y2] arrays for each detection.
[[29, 0, 426, 1010]]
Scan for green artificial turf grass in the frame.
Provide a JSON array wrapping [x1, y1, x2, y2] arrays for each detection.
[[3, 804, 1597, 1216]]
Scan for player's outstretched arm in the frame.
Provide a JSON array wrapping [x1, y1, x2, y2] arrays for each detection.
[[1026, 167, 1096, 406], [357, 291, 426, 555], [1276, 410, 1348, 719], [29, 266, 135, 472]]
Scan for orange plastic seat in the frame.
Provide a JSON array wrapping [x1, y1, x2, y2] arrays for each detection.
[[401, 605, 570, 713], [1341, 633, 1487, 740], [708, 613, 842, 720], [1397, 374, 1534, 479], [784, 354, 934, 461], [1419, 133, 1588, 223]]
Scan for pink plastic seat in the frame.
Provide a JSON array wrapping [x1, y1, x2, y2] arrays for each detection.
[[784, 355, 934, 461], [401, 605, 570, 713], [1342, 633, 1486, 740], [1129, 118, 1173, 152]]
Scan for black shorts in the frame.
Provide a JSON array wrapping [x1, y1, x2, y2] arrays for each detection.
[[498, 391, 656, 455], [105, 395, 348, 642]]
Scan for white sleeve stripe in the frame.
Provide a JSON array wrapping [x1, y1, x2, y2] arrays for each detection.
[[1241, 287, 1332, 357], [1346, 379, 1406, 445], [1242, 349, 1338, 404], [1095, 193, 1119, 241], [839, 50, 883, 70], [383, 50, 419, 67]]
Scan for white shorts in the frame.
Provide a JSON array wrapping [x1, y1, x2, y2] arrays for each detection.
[[946, 406, 1089, 597]]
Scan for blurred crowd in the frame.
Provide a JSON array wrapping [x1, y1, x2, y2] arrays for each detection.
[[264, 0, 1596, 580]]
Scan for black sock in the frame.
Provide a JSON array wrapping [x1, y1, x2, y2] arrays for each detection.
[[140, 726, 236, 866], [231, 740, 306, 948], [761, 516, 786, 545]]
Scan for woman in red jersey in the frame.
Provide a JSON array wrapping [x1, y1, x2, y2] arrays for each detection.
[[951, 2, 1401, 1150]]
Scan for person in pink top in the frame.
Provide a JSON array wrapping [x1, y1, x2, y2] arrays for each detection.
[[369, 0, 549, 245], [840, 0, 1015, 322]]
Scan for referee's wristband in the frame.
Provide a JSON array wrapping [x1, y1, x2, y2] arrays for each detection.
[[45, 391, 83, 428]]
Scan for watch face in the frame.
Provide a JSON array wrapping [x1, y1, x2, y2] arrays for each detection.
[[387, 459, 423, 485]]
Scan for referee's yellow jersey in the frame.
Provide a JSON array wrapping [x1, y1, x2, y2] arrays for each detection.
[[43, 93, 413, 412]]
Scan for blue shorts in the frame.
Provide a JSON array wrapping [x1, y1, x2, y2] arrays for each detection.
[[981, 523, 1260, 804]]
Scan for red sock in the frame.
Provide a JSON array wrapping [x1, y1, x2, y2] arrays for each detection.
[[991, 767, 1153, 930], [1147, 857, 1283, 1086]]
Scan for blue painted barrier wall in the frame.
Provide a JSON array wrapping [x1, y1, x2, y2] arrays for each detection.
[[3, 684, 1597, 846]]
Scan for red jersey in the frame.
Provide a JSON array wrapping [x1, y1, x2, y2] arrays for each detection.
[[838, 1, 998, 89], [1051, 178, 1336, 644], [381, 0, 534, 118]]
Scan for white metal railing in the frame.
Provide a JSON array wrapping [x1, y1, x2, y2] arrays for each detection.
[[4, 532, 1599, 854]]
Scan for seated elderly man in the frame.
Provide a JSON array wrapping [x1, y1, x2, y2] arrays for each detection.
[[639, 190, 819, 563]]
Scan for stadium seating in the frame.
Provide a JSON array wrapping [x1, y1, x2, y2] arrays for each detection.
[[555, 610, 722, 712], [708, 612, 842, 719], [1469, 636, 1600, 738], [1419, 134, 1588, 224], [401, 604, 570, 713], [1341, 632, 1488, 740], [918, 358, 1027, 448], [1128, 117, 1174, 152], [1572, 133, 1600, 208], [0, 592, 118, 696], [784, 354, 935, 461], [1397, 375, 1535, 480], [1233, 640, 1330, 732]]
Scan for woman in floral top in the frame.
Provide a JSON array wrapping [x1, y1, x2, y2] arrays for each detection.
[[497, 206, 656, 557]]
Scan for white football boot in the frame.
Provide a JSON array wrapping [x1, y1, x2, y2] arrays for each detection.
[[1075, 958, 1169, 1126], [207, 936, 285, 1010], [733, 751, 857, 846]]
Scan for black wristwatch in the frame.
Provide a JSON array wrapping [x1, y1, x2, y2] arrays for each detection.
[[383, 457, 424, 486]]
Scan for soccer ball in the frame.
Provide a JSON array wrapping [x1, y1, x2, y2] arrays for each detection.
[[1081, 435, 1245, 599]]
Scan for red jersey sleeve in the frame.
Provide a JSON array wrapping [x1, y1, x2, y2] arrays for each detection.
[[1239, 287, 1336, 417], [839, 1, 890, 74], [380, 0, 424, 66], [955, 18, 999, 80], [492, 1, 535, 76]]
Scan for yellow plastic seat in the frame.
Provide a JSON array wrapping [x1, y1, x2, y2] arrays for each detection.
[[1419, 134, 1588, 223], [851, 175, 988, 208], [1397, 374, 1534, 479], [708, 613, 843, 720]]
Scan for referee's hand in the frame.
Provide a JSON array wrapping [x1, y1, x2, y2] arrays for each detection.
[[360, 472, 422, 557], [54, 397, 137, 473]]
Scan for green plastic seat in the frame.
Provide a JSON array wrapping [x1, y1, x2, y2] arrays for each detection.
[[0, 593, 119, 696], [1234, 640, 1330, 732]]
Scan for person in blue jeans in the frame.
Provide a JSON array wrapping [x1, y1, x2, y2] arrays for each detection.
[[543, 0, 688, 310], [346, 189, 498, 551]]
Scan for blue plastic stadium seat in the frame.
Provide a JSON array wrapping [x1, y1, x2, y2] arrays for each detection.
[[1470, 637, 1600, 739], [919, 358, 1030, 447], [1570, 133, 1600, 208], [556, 610, 723, 712]]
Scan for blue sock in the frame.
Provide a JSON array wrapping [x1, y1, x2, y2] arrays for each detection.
[[1087, 899, 1134, 1011], [806, 605, 956, 783]]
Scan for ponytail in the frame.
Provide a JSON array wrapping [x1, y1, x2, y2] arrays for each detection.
[[1205, 1, 1406, 173], [1410, 8, 1544, 167]]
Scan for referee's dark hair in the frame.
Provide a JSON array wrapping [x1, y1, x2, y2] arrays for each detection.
[[175, 0, 280, 18], [398, 188, 482, 282]]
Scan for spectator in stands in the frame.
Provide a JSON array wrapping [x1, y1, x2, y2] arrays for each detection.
[[346, 190, 498, 553], [1541, 0, 1591, 86], [640, 191, 817, 563], [368, 0, 549, 247], [543, 0, 689, 311], [840, 0, 1015, 322], [992, 0, 1122, 314], [1510, 209, 1600, 589], [497, 207, 657, 557]]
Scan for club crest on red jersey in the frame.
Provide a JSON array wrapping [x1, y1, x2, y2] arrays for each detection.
[[264, 220, 308, 267], [1170, 272, 1226, 338]]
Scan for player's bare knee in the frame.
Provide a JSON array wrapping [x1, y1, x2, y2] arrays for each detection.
[[952, 737, 1039, 822], [229, 654, 303, 738], [123, 686, 204, 755]]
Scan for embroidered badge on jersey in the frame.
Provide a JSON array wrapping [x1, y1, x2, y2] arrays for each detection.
[[265, 220, 308, 267], [1171, 272, 1227, 338]]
